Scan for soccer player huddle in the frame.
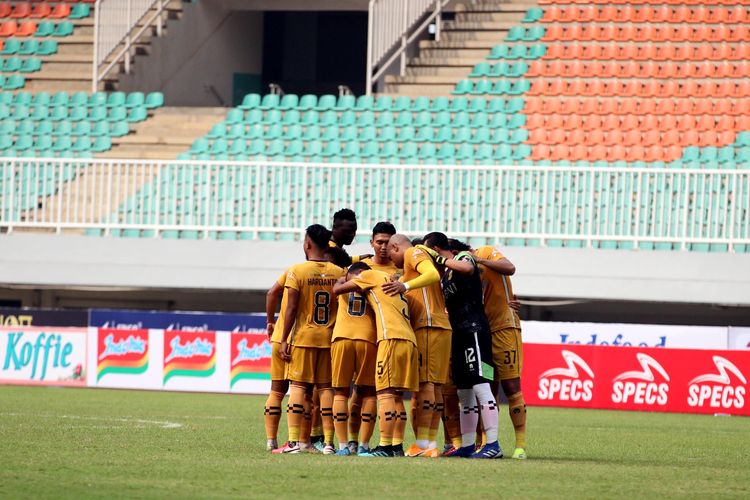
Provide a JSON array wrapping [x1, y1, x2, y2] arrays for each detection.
[[264, 209, 527, 459]]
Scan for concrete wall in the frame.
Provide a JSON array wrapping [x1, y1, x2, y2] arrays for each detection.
[[119, 2, 264, 106]]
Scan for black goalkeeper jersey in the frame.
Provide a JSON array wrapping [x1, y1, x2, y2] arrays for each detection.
[[441, 251, 492, 334]]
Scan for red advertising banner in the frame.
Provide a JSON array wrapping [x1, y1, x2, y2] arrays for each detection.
[[523, 343, 749, 416], [229, 332, 272, 387], [97, 329, 149, 382], [163, 331, 216, 384]]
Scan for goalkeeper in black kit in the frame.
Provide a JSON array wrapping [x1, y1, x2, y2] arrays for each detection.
[[420, 232, 502, 459]]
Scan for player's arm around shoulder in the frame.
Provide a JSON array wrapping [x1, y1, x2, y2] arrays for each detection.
[[474, 246, 516, 275], [444, 251, 476, 275], [333, 277, 362, 296]]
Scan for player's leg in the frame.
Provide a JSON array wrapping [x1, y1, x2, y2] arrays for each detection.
[[449, 330, 482, 457], [496, 327, 527, 459], [441, 382, 462, 455], [427, 330, 450, 452], [331, 339, 355, 455], [408, 327, 434, 455], [310, 387, 324, 450], [314, 348, 336, 454], [348, 389, 362, 450], [282, 381, 307, 453], [357, 385, 377, 453], [264, 342, 288, 451], [353, 341, 377, 454], [392, 391, 407, 456], [469, 328, 502, 459], [299, 386, 314, 450], [264, 378, 288, 451], [279, 345, 314, 453], [428, 384, 443, 450]]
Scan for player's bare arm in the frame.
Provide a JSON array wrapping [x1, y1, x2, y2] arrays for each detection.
[[265, 281, 284, 339], [278, 287, 300, 361], [476, 256, 516, 276], [382, 259, 440, 295], [332, 279, 362, 296], [418, 244, 474, 275]]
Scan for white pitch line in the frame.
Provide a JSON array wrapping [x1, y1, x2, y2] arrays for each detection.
[[0, 412, 183, 429]]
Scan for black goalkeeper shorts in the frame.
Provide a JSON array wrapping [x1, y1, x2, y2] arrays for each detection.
[[451, 326, 494, 389]]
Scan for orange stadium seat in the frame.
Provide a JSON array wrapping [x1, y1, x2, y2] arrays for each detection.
[[48, 4, 71, 19], [0, 3, 10, 17], [0, 21, 17, 37], [15, 21, 36, 36], [10, 3, 32, 18], [30, 3, 50, 17]]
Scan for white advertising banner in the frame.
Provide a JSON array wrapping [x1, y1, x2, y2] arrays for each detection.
[[522, 321, 728, 350], [88, 328, 163, 390], [0, 327, 88, 386], [728, 327, 750, 350]]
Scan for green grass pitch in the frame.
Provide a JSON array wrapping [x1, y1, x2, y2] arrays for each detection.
[[1, 385, 748, 499]]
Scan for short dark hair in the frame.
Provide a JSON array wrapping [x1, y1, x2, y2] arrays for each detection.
[[423, 231, 450, 250], [333, 208, 357, 224], [372, 221, 396, 237], [448, 238, 471, 252], [324, 245, 352, 268], [348, 261, 371, 274], [411, 237, 424, 246], [306, 224, 332, 250]]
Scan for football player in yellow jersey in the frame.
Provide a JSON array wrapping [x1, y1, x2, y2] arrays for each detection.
[[343, 221, 399, 454], [473, 243, 527, 460], [384, 234, 451, 458], [264, 268, 290, 451], [333, 262, 419, 458], [328, 208, 372, 266], [276, 224, 346, 454]]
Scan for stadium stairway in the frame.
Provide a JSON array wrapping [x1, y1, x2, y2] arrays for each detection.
[[97, 106, 229, 159], [0, 0, 186, 93], [385, 0, 541, 96]]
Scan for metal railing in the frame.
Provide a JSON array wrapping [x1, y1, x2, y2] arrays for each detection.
[[366, 0, 449, 94], [92, 0, 170, 91], [1, 158, 749, 252]]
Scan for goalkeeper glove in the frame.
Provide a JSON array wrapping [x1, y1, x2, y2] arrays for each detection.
[[416, 244, 447, 265]]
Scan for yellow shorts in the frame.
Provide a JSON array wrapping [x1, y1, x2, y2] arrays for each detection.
[[331, 338, 377, 388], [375, 339, 418, 393], [491, 327, 523, 380], [285, 345, 332, 385], [271, 341, 287, 381], [414, 327, 451, 384]]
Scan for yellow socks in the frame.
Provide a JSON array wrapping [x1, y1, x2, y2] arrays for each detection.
[[377, 393, 396, 447], [507, 392, 527, 449]]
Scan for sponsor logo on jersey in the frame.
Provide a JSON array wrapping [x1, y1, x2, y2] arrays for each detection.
[[163, 331, 216, 384], [611, 353, 670, 405], [537, 350, 595, 402], [97, 329, 149, 381], [230, 332, 272, 386], [687, 356, 746, 410]]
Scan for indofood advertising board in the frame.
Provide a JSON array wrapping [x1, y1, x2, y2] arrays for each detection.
[[86, 328, 271, 394]]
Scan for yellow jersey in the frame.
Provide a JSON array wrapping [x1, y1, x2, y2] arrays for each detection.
[[474, 246, 520, 331], [284, 260, 345, 348], [332, 289, 377, 344], [352, 269, 416, 345], [402, 246, 451, 331], [271, 270, 288, 343], [362, 257, 399, 278]]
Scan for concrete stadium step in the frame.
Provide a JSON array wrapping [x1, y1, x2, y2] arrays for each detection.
[[406, 65, 476, 77], [383, 84, 456, 97], [23, 80, 91, 92], [442, 19, 524, 31], [410, 57, 486, 67], [419, 40, 508, 50], [456, 11, 536, 22], [385, 74, 468, 85], [96, 107, 228, 160], [456, 0, 539, 11], [418, 48, 495, 59], [442, 30, 510, 42]]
